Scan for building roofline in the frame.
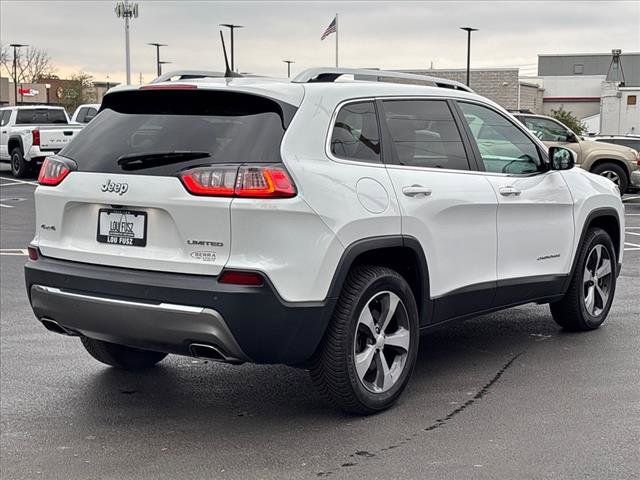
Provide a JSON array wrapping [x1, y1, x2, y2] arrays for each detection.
[[538, 52, 640, 57]]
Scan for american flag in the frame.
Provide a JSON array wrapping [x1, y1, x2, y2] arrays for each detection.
[[321, 17, 336, 40]]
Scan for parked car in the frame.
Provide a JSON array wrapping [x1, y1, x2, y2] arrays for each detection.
[[71, 104, 101, 124], [590, 135, 640, 153], [25, 69, 625, 414], [0, 106, 84, 177], [513, 113, 640, 194]]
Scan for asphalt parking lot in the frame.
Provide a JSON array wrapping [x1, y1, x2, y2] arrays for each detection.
[[1, 166, 638, 480]]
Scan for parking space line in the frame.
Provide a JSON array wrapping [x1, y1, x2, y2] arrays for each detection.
[[625, 248, 640, 251], [627, 231, 640, 237], [0, 249, 28, 256], [624, 241, 640, 248], [0, 203, 13, 208], [623, 196, 640, 202], [0, 178, 38, 186]]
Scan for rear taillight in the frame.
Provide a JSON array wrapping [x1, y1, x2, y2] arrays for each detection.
[[179, 164, 297, 198], [27, 246, 39, 261], [38, 157, 72, 186], [32, 129, 40, 146], [218, 270, 264, 286]]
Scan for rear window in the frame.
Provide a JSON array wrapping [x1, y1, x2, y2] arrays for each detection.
[[16, 109, 68, 124], [60, 90, 296, 175]]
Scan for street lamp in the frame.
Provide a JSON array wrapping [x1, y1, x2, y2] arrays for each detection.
[[219, 23, 244, 72], [460, 27, 478, 87], [283, 60, 295, 78], [148, 42, 167, 77], [115, 1, 139, 85], [158, 61, 172, 75], [9, 43, 28, 106]]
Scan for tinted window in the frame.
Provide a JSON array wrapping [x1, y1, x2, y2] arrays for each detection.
[[16, 108, 68, 124], [522, 116, 572, 142], [0, 110, 11, 126], [383, 100, 469, 170], [60, 90, 291, 175], [330, 101, 381, 163], [459, 102, 542, 174], [84, 107, 98, 122], [75, 107, 88, 123]]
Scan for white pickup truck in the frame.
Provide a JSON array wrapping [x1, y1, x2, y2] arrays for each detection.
[[0, 106, 84, 177]]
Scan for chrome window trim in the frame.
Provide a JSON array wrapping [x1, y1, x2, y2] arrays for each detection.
[[324, 95, 551, 178]]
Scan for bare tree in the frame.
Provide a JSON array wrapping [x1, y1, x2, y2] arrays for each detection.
[[0, 44, 56, 83]]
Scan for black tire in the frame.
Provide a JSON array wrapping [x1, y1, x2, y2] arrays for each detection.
[[550, 227, 617, 331], [80, 337, 168, 369], [10, 147, 30, 178], [591, 162, 629, 195], [310, 265, 419, 415]]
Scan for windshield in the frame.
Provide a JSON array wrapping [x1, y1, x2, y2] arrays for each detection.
[[60, 90, 294, 175], [16, 109, 68, 124]]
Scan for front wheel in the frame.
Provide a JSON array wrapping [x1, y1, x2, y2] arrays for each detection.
[[591, 162, 628, 195], [550, 227, 617, 331], [310, 266, 419, 414], [81, 337, 168, 369]]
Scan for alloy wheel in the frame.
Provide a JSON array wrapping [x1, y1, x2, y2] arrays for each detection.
[[583, 244, 613, 316], [600, 170, 620, 186], [353, 291, 410, 393]]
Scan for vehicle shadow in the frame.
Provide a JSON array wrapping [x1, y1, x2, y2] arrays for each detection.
[[72, 303, 568, 428]]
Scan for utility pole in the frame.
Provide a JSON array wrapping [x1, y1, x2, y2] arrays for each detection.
[[9, 44, 28, 106], [283, 60, 295, 78], [219, 23, 244, 71], [460, 27, 478, 87], [159, 61, 172, 75], [148, 42, 167, 77], [115, 1, 139, 85]]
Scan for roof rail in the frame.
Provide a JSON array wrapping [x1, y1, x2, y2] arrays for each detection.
[[292, 68, 473, 92], [150, 70, 228, 84]]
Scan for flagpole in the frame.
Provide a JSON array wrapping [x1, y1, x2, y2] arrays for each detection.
[[335, 13, 339, 68]]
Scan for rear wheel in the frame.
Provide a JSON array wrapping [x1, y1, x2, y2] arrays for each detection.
[[10, 147, 29, 178], [310, 266, 419, 414], [591, 162, 628, 195], [81, 337, 168, 369], [550, 228, 616, 331]]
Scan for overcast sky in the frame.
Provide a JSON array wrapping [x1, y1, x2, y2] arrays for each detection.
[[1, 1, 639, 84]]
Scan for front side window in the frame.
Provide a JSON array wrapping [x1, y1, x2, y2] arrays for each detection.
[[522, 116, 572, 142], [330, 101, 381, 163], [75, 107, 88, 123], [382, 99, 470, 170], [459, 102, 543, 174]]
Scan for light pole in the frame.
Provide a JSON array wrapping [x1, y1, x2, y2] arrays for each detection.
[[219, 23, 243, 72], [460, 27, 478, 87], [9, 44, 28, 106], [158, 61, 172, 75], [115, 1, 139, 85], [148, 42, 167, 77], [283, 60, 295, 78]]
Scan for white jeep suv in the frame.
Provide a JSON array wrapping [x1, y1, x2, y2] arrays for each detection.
[[25, 69, 624, 414]]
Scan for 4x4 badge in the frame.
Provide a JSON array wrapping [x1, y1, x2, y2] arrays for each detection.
[[101, 179, 129, 195]]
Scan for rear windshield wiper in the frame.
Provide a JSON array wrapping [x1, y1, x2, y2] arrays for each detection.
[[117, 151, 212, 171]]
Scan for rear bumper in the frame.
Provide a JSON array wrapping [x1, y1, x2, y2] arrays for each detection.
[[24, 256, 335, 365]]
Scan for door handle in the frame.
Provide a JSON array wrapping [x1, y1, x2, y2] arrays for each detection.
[[402, 185, 432, 197], [499, 186, 521, 196]]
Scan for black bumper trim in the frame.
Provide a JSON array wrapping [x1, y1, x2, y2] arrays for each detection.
[[25, 256, 335, 365]]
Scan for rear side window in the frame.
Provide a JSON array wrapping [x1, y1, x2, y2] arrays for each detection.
[[16, 109, 68, 124], [382, 99, 470, 170], [60, 90, 295, 175], [0, 110, 11, 126], [330, 101, 381, 163]]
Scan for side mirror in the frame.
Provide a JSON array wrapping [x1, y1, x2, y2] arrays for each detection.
[[549, 146, 576, 170], [567, 133, 579, 143]]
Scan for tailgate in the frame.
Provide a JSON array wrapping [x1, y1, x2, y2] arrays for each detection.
[[39, 127, 80, 151], [35, 172, 231, 275]]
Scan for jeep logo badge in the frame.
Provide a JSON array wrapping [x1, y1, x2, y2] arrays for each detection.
[[101, 179, 129, 195]]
